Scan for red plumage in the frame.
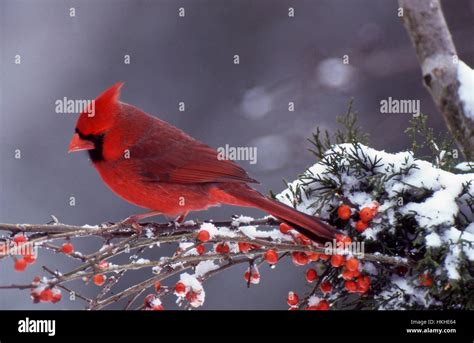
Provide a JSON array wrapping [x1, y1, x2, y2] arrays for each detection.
[[69, 83, 338, 242]]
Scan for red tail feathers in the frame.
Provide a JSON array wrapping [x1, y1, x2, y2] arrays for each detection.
[[217, 184, 339, 243], [248, 195, 338, 243]]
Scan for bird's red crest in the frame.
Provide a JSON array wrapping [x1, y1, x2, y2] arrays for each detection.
[[75, 82, 124, 135]]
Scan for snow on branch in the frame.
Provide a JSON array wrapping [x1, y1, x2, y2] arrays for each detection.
[[278, 142, 474, 309], [0, 214, 406, 310], [399, 0, 474, 159], [1, 140, 473, 310]]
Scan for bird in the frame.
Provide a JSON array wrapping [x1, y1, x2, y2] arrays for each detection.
[[68, 82, 338, 242]]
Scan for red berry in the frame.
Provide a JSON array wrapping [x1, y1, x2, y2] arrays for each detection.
[[287, 291, 299, 306], [336, 234, 352, 248], [93, 274, 106, 286], [315, 300, 330, 310], [355, 220, 369, 233], [24, 254, 36, 264], [306, 252, 319, 261], [345, 280, 358, 293], [251, 272, 261, 284], [419, 273, 433, 287], [337, 205, 352, 220], [154, 281, 161, 292], [175, 281, 186, 294], [244, 271, 260, 284], [357, 275, 371, 293], [197, 230, 210, 242], [359, 207, 376, 223], [264, 249, 279, 265], [144, 294, 156, 306], [319, 254, 330, 261], [320, 281, 332, 294], [305, 268, 318, 282], [342, 269, 353, 280], [344, 269, 355, 280], [346, 258, 359, 272], [13, 235, 28, 244], [238, 242, 251, 253], [60, 242, 74, 255], [291, 252, 309, 266], [185, 291, 199, 303], [52, 291, 62, 303], [152, 304, 164, 310], [215, 243, 229, 254], [244, 271, 250, 282], [14, 258, 27, 272], [330, 254, 345, 268], [196, 244, 205, 255], [39, 288, 53, 302], [296, 234, 311, 245], [279, 223, 292, 234]]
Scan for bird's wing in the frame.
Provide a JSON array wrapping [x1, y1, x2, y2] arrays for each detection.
[[130, 119, 259, 185]]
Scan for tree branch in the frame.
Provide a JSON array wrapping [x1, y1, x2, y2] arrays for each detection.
[[399, 0, 474, 158], [0, 217, 411, 310]]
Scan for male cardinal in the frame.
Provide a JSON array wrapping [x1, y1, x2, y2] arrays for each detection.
[[68, 83, 337, 242]]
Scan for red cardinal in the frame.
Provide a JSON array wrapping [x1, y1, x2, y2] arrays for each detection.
[[68, 83, 337, 242]]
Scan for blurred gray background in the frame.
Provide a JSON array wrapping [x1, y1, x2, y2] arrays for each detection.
[[1, 0, 473, 309]]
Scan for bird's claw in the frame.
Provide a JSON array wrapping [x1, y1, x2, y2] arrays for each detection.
[[117, 216, 143, 235]]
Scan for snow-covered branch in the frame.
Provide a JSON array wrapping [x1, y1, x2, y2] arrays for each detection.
[[0, 214, 407, 310]]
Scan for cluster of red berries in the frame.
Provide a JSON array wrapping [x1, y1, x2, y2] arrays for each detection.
[[196, 229, 257, 256], [12, 235, 36, 272], [13, 238, 78, 272], [30, 277, 62, 304], [194, 230, 209, 255], [337, 203, 379, 233], [174, 281, 203, 306], [341, 258, 370, 294], [281, 224, 320, 263], [195, 229, 236, 255]]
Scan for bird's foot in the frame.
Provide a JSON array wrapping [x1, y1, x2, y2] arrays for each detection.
[[173, 212, 189, 226], [117, 215, 143, 235]]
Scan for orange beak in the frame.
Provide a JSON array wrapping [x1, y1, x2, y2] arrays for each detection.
[[68, 133, 95, 153]]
